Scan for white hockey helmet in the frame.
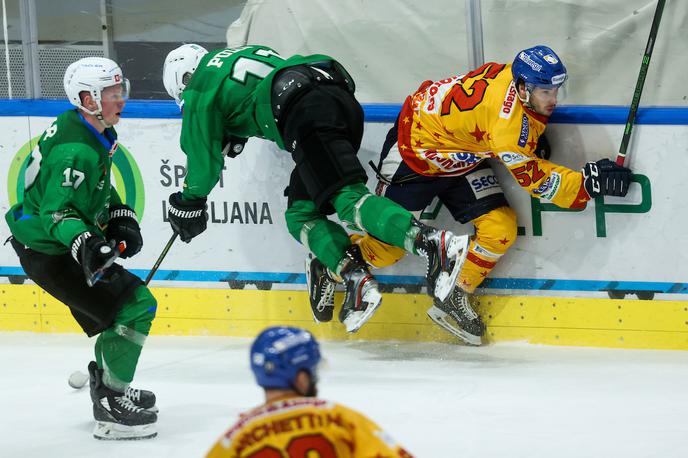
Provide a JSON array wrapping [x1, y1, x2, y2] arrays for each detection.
[[63, 57, 130, 116], [163, 43, 209, 107]]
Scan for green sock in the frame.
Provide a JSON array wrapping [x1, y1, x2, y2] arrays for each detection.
[[330, 183, 414, 249], [285, 200, 351, 272], [95, 286, 156, 391]]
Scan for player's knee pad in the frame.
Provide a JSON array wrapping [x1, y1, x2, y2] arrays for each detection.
[[285, 200, 321, 242], [112, 286, 157, 344], [350, 233, 405, 268], [472, 206, 518, 255]]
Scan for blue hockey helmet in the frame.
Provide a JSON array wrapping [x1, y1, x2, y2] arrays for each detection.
[[250, 326, 321, 390], [512, 45, 567, 90]]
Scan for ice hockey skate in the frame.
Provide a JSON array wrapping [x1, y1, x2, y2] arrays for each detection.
[[88, 361, 157, 412], [338, 246, 383, 333], [305, 254, 337, 323], [88, 361, 157, 440], [427, 288, 485, 346], [412, 220, 470, 302]]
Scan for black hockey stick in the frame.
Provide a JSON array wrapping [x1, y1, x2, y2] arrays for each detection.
[[144, 232, 178, 285], [615, 0, 665, 166]]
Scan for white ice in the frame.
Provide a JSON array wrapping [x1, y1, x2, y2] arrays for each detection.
[[1, 332, 687, 458]]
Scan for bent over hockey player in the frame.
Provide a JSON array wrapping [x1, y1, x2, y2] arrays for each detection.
[[161, 44, 470, 333], [5, 58, 158, 440], [205, 326, 414, 457], [306, 45, 632, 346]]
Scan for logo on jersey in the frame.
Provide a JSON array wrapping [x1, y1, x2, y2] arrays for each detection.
[[498, 151, 530, 166], [500, 82, 517, 119], [518, 115, 529, 147], [534, 172, 561, 200], [467, 168, 501, 198], [518, 52, 542, 71], [422, 150, 483, 174]]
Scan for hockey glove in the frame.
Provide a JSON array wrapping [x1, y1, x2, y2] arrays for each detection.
[[534, 133, 551, 160], [582, 158, 632, 198], [222, 135, 248, 158], [168, 192, 207, 243], [105, 204, 142, 259], [71, 232, 119, 286]]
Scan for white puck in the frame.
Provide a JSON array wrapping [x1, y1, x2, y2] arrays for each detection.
[[68, 370, 89, 389]]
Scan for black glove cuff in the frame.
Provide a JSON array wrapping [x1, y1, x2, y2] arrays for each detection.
[[169, 192, 207, 213], [70, 231, 93, 263], [109, 204, 137, 222]]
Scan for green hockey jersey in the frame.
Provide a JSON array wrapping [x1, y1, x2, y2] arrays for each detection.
[[178, 45, 336, 199], [5, 109, 122, 255]]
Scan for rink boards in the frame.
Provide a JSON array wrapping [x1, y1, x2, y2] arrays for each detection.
[[1, 101, 687, 349], [1, 285, 688, 350]]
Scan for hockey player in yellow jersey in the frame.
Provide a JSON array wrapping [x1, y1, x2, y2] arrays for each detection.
[[305, 45, 632, 346], [205, 326, 414, 458]]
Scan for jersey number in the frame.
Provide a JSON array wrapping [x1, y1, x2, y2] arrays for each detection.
[[62, 168, 85, 189], [441, 63, 505, 115], [247, 434, 337, 458], [511, 160, 546, 187]]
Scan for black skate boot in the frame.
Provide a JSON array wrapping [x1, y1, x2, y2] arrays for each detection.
[[305, 254, 337, 323], [337, 245, 382, 333], [411, 220, 470, 302], [125, 386, 157, 412], [88, 361, 157, 412], [88, 361, 157, 440], [427, 288, 485, 346]]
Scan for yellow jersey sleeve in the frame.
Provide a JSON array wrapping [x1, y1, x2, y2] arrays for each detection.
[[205, 397, 414, 458]]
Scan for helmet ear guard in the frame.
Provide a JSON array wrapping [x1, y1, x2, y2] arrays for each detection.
[[162, 43, 209, 107], [250, 326, 321, 391]]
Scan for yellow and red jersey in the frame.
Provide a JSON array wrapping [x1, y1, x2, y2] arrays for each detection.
[[205, 396, 414, 458], [397, 62, 589, 209]]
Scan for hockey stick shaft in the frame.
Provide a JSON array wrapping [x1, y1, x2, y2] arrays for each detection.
[[144, 232, 178, 285], [616, 0, 665, 166]]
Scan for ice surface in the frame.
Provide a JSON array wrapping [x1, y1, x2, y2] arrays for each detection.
[[1, 332, 687, 457]]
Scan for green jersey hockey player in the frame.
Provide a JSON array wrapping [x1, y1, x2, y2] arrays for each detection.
[[5, 58, 157, 440], [162, 44, 470, 333]]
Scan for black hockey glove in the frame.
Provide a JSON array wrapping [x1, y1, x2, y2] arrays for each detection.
[[534, 133, 551, 160], [105, 204, 142, 259], [222, 135, 248, 158], [582, 158, 632, 198], [168, 192, 207, 243], [71, 232, 119, 286]]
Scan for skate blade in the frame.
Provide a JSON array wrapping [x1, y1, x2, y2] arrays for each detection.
[[434, 235, 470, 302], [343, 289, 383, 333], [93, 420, 157, 440], [427, 305, 482, 346]]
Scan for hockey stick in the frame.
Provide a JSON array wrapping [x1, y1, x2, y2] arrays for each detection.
[[615, 0, 666, 166], [144, 232, 178, 285]]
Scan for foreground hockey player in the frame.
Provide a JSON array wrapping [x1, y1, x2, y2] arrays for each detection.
[[162, 44, 470, 333], [4, 58, 158, 440], [205, 326, 414, 457], [306, 45, 633, 346]]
